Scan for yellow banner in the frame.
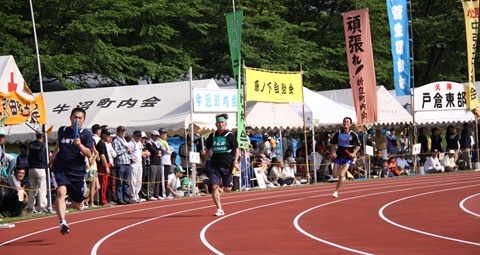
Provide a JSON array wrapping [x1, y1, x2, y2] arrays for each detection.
[[0, 92, 46, 125], [463, 0, 480, 109], [245, 67, 303, 103]]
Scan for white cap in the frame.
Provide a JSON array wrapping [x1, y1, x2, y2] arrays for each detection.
[[141, 131, 147, 138], [0, 128, 5, 136], [151, 130, 160, 136]]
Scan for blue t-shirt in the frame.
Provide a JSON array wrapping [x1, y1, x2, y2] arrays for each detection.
[[52, 126, 93, 178]]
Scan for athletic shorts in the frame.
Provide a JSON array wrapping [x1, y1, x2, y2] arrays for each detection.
[[209, 167, 233, 187], [334, 157, 353, 166], [53, 171, 85, 203]]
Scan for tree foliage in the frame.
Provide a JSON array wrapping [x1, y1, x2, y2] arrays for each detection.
[[0, 0, 475, 92]]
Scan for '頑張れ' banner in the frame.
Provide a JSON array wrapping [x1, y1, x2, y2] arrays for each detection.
[[462, 0, 480, 110], [343, 9, 378, 126], [245, 67, 303, 103]]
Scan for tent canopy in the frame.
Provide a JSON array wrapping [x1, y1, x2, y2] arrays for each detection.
[[245, 87, 357, 130], [316, 86, 412, 126], [4, 79, 236, 143]]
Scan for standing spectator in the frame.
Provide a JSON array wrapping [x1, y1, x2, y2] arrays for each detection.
[[386, 128, 397, 153], [459, 123, 472, 170], [257, 134, 272, 158], [129, 130, 146, 203], [445, 125, 460, 160], [430, 127, 443, 152], [201, 113, 240, 216], [399, 130, 409, 153], [418, 127, 429, 165], [16, 144, 29, 170], [0, 167, 28, 217], [26, 132, 47, 214], [140, 132, 150, 199], [158, 128, 173, 199], [49, 107, 94, 235], [105, 133, 117, 204], [145, 130, 162, 200], [112, 126, 133, 205], [178, 136, 193, 170], [97, 129, 111, 205], [330, 117, 361, 198], [91, 124, 101, 145], [370, 129, 388, 160]]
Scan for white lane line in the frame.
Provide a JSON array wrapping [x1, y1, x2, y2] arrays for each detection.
[[460, 193, 480, 218], [293, 181, 480, 254], [378, 185, 480, 246], [202, 178, 478, 254], [1, 174, 474, 251]]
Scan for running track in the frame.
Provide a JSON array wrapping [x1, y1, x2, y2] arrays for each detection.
[[1, 172, 479, 255]]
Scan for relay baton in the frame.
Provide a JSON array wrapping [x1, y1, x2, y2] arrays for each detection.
[[74, 121, 79, 139]]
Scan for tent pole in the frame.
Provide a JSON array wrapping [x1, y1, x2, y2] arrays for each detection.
[[29, 0, 53, 213], [188, 67, 197, 197]]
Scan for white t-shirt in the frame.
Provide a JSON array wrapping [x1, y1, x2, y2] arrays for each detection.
[[129, 140, 143, 167], [167, 173, 180, 191]]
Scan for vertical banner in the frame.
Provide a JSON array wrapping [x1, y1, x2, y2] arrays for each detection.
[[386, 0, 411, 96], [343, 9, 378, 126], [226, 10, 248, 149], [462, 0, 480, 110]]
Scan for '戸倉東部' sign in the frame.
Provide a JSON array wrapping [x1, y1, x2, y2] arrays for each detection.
[[413, 81, 471, 111]]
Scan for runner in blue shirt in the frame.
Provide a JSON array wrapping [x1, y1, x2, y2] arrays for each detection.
[[49, 107, 93, 235], [329, 117, 361, 198]]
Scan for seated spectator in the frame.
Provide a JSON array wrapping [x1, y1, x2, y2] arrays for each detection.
[[0, 167, 28, 217], [308, 146, 324, 172], [371, 150, 383, 175], [180, 175, 200, 197], [424, 150, 445, 173], [253, 157, 276, 188], [166, 166, 186, 198], [267, 157, 283, 185], [387, 155, 403, 177], [320, 151, 333, 178], [442, 150, 458, 172], [278, 157, 297, 186], [352, 151, 366, 179], [379, 159, 388, 178], [396, 153, 412, 175]]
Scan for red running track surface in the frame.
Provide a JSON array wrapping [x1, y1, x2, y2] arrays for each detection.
[[1, 172, 479, 255]]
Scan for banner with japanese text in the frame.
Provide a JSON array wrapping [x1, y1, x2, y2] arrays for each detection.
[[413, 81, 468, 111], [226, 10, 248, 149], [193, 88, 238, 113], [386, 0, 411, 96], [462, 0, 480, 110], [0, 55, 46, 125], [245, 67, 303, 103], [343, 9, 378, 126]]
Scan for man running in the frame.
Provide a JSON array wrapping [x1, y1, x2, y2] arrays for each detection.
[[330, 117, 360, 198]]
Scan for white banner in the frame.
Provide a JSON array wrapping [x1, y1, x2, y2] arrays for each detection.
[[413, 81, 468, 111], [193, 88, 238, 113]]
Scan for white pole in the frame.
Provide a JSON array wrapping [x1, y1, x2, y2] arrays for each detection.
[[189, 67, 196, 197], [29, 0, 53, 213]]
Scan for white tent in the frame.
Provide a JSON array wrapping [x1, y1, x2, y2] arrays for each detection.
[[4, 79, 236, 143], [316, 86, 412, 126], [245, 87, 357, 129]]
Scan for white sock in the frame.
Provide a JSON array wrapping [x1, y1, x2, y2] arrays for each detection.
[[59, 220, 67, 225]]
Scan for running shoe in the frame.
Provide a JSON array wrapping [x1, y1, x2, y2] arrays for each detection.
[[332, 190, 338, 198], [60, 223, 70, 235], [214, 208, 225, 216]]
